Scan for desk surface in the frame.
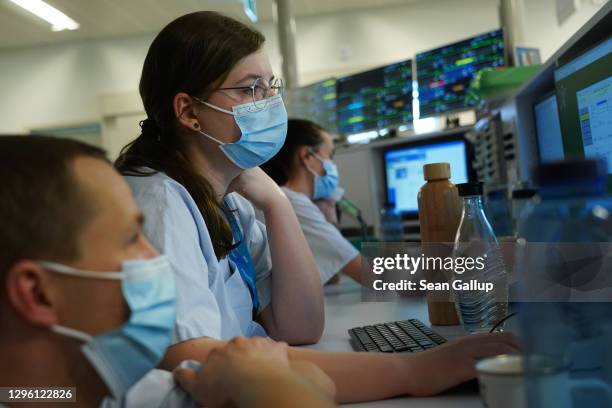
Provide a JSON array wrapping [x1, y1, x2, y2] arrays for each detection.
[[304, 278, 483, 408]]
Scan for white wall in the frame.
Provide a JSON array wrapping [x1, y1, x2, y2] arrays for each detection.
[[0, 0, 606, 135], [267, 0, 499, 84], [0, 34, 153, 133], [522, 0, 608, 61]]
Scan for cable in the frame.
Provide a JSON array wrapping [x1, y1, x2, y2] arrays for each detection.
[[489, 312, 518, 333]]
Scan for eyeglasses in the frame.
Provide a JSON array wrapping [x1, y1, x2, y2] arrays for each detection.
[[216, 77, 284, 111]]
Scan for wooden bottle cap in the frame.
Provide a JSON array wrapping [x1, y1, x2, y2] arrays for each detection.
[[423, 163, 451, 180]]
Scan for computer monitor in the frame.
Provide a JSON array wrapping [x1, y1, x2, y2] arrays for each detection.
[[384, 136, 470, 214], [554, 36, 612, 174], [534, 92, 565, 163], [416, 29, 506, 118], [337, 59, 413, 135], [284, 78, 338, 134]]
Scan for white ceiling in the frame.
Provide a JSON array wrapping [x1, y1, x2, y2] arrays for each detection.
[[0, 0, 419, 49]]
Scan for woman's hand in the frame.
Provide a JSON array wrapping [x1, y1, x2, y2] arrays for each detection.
[[174, 336, 335, 407], [402, 332, 520, 397], [227, 167, 286, 212], [174, 336, 288, 406], [314, 198, 338, 225]]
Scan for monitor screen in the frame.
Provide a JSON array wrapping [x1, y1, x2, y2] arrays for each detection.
[[554, 37, 612, 173], [284, 78, 338, 134], [534, 93, 565, 163], [384, 139, 469, 214], [337, 59, 413, 135], [416, 29, 505, 118]]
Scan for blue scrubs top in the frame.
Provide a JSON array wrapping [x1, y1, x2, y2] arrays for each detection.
[[124, 171, 272, 342]]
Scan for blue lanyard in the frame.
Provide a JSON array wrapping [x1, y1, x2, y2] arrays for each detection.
[[226, 212, 260, 316]]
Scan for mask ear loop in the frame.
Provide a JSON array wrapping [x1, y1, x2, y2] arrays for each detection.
[[51, 325, 94, 343], [190, 98, 229, 146], [307, 148, 325, 163], [306, 147, 329, 177], [192, 95, 235, 116], [194, 123, 226, 146], [302, 147, 319, 177], [39, 262, 126, 280]]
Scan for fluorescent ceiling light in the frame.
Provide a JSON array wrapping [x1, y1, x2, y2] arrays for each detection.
[[242, 0, 257, 23], [347, 130, 379, 144], [9, 0, 79, 31]]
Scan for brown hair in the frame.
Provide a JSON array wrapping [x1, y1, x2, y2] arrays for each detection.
[[115, 11, 265, 259], [0, 136, 107, 276], [261, 119, 326, 185]]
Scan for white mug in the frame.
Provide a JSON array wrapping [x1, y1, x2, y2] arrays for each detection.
[[476, 354, 612, 408]]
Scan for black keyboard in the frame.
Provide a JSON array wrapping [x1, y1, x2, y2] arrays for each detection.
[[348, 318, 447, 353]]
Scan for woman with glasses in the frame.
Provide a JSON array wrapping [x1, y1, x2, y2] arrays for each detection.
[[115, 11, 520, 404], [115, 10, 324, 347]]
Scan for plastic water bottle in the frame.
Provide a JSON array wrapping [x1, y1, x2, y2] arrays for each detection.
[[484, 186, 513, 237], [510, 186, 537, 236], [452, 182, 508, 334], [380, 203, 403, 242], [515, 159, 612, 407]]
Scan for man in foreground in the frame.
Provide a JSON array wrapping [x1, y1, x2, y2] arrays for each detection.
[[0, 136, 334, 408]]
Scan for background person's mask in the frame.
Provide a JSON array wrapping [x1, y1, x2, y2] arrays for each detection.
[[306, 150, 340, 200]]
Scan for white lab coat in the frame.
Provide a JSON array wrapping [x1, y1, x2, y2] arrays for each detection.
[[125, 171, 272, 342]]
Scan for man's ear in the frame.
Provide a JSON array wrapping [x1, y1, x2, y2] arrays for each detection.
[[173, 92, 201, 132], [5, 260, 59, 328]]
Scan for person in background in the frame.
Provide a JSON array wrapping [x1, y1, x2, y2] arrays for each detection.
[[261, 119, 362, 284], [114, 11, 521, 405], [0, 136, 335, 408]]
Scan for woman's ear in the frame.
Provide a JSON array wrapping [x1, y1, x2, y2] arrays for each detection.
[[297, 146, 312, 165], [173, 92, 201, 132]]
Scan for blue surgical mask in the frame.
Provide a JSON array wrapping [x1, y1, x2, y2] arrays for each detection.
[[307, 150, 340, 200], [196, 94, 288, 169], [40, 256, 176, 401]]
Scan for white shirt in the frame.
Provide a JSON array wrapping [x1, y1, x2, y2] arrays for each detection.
[[281, 187, 359, 283], [125, 171, 272, 342], [100, 368, 196, 408]]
